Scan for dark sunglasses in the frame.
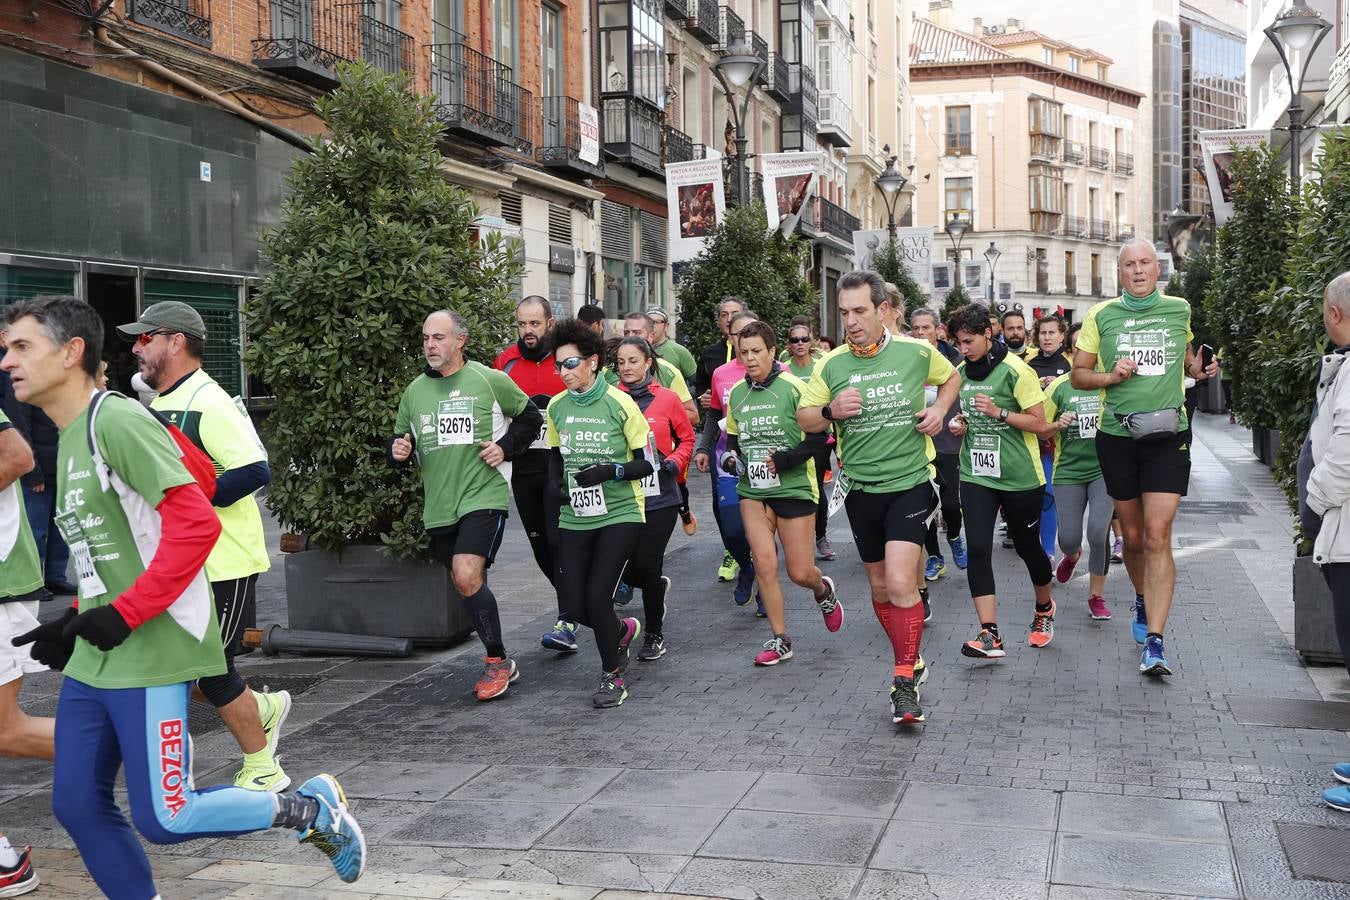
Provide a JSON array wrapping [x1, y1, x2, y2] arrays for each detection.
[[135, 330, 173, 346], [555, 356, 586, 372], [787, 336, 812, 344]]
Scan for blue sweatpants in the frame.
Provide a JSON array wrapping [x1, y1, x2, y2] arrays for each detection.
[[713, 469, 753, 572], [1040, 454, 1057, 558], [53, 678, 278, 900]]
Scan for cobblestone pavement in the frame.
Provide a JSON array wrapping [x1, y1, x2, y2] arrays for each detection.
[[5, 415, 1350, 899]]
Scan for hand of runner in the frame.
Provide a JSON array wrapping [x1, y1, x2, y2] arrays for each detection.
[[1057, 411, 1077, 430], [914, 406, 944, 436], [832, 387, 863, 419], [949, 414, 968, 437], [694, 450, 709, 473], [1191, 356, 1220, 380], [699, 389, 714, 410], [1111, 357, 1136, 383], [391, 432, 413, 462], [575, 463, 618, 486], [972, 394, 1000, 418], [478, 441, 505, 467]]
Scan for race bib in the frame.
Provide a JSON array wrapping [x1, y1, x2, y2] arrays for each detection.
[[55, 510, 107, 599], [569, 484, 609, 517], [1119, 331, 1167, 377], [747, 459, 780, 490], [639, 469, 661, 497], [530, 421, 549, 451], [1076, 411, 1099, 439], [437, 397, 475, 446], [970, 433, 1001, 478]]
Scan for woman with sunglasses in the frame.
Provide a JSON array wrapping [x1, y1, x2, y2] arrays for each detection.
[[545, 319, 653, 708], [723, 321, 842, 666], [613, 337, 695, 661], [784, 316, 836, 561]]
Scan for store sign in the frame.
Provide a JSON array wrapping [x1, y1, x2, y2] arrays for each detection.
[[549, 245, 575, 273], [578, 103, 601, 166]]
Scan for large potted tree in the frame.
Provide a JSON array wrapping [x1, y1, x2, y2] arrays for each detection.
[[244, 61, 521, 646]]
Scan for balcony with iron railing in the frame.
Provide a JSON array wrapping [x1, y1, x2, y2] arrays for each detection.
[[749, 30, 770, 86], [538, 95, 604, 178], [1091, 275, 1104, 296], [817, 196, 860, 241], [1061, 140, 1084, 165], [1030, 212, 1060, 235], [1062, 215, 1086, 238], [726, 169, 765, 208], [664, 0, 686, 19], [253, 0, 413, 86], [1037, 270, 1050, 295], [1117, 223, 1135, 240], [131, 0, 211, 46], [1114, 151, 1134, 175], [765, 53, 790, 101], [779, 64, 817, 152], [664, 123, 697, 164], [1065, 274, 1078, 295], [715, 5, 744, 51], [430, 32, 529, 148], [602, 95, 664, 177], [684, 0, 721, 45], [1089, 146, 1111, 169], [1090, 218, 1112, 240]]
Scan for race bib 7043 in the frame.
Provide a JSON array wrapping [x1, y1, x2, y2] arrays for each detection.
[[970, 433, 1001, 478]]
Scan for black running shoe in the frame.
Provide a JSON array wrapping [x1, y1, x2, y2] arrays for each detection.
[[890, 676, 925, 724]]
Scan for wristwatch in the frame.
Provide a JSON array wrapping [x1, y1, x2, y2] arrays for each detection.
[[997, 407, 1011, 423], [821, 403, 834, 421], [614, 464, 625, 480]]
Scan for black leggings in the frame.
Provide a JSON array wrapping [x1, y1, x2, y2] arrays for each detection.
[[924, 452, 963, 556], [512, 466, 561, 596], [812, 444, 832, 540], [626, 506, 678, 636], [557, 522, 641, 671], [962, 481, 1052, 597]]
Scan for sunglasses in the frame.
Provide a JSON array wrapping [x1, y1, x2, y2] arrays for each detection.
[[555, 356, 586, 372], [135, 330, 173, 346], [787, 336, 812, 344]]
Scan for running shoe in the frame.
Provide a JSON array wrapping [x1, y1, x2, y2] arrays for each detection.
[[1088, 595, 1112, 620], [617, 617, 641, 674], [613, 581, 634, 606], [295, 774, 366, 884], [1028, 600, 1056, 648], [949, 535, 969, 570], [257, 689, 293, 757], [755, 596, 767, 618], [1132, 593, 1148, 644], [816, 575, 843, 633], [816, 536, 836, 560], [1229, 413, 1237, 425], [1111, 537, 1124, 562], [961, 629, 1006, 659], [922, 593, 932, 623], [1323, 785, 1350, 812], [733, 568, 755, 606], [0, 846, 37, 898], [592, 672, 628, 708], [541, 620, 580, 652], [680, 509, 698, 536], [1333, 762, 1350, 784], [890, 676, 925, 724], [754, 635, 793, 666], [1140, 635, 1172, 676], [474, 657, 519, 701], [1056, 552, 1080, 584], [913, 655, 929, 692], [637, 633, 667, 661], [924, 555, 947, 581], [717, 551, 738, 582], [234, 757, 291, 793]]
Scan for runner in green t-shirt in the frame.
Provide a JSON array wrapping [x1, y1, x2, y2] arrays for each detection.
[[621, 312, 698, 425], [390, 310, 541, 702], [646, 306, 697, 381], [1041, 373, 1114, 622], [798, 271, 959, 725], [723, 321, 840, 667], [3, 296, 365, 894], [782, 316, 836, 561], [545, 319, 653, 709], [948, 303, 1056, 660], [1072, 239, 1218, 677]]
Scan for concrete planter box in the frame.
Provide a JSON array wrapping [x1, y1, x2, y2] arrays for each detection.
[[284, 544, 473, 648], [1293, 555, 1345, 666]]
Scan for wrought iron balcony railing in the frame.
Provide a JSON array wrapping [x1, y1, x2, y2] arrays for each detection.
[[715, 5, 744, 51], [1061, 140, 1084, 165], [1090, 218, 1112, 240], [430, 33, 529, 148], [355, 3, 413, 76], [1091, 275, 1104, 296], [1114, 151, 1134, 175], [131, 0, 211, 46], [1062, 215, 1087, 237], [253, 0, 411, 85], [538, 95, 604, 178], [817, 196, 859, 241], [1065, 274, 1078, 294], [1089, 146, 1111, 169], [685, 0, 720, 45], [602, 95, 664, 177], [664, 124, 696, 164], [749, 30, 769, 85], [765, 52, 790, 101], [1117, 223, 1135, 240]]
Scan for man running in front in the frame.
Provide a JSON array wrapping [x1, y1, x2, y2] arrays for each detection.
[[798, 271, 959, 724], [3, 296, 364, 898]]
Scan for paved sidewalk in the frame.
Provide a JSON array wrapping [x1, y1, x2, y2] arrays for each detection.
[[5, 414, 1350, 899]]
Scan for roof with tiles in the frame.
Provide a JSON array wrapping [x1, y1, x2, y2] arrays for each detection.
[[910, 17, 1012, 65], [982, 29, 1113, 64]]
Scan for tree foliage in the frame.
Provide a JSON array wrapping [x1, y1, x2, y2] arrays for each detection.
[[872, 238, 927, 314], [674, 202, 819, 353], [244, 61, 522, 556], [940, 284, 973, 320]]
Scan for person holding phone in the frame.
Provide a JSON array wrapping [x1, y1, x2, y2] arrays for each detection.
[[1185, 343, 1217, 425]]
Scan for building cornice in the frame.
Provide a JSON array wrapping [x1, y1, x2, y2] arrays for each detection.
[[438, 158, 517, 193], [911, 60, 1144, 107], [502, 164, 605, 202]]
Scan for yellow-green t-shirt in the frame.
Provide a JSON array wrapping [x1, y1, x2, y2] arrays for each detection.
[[546, 385, 650, 530]]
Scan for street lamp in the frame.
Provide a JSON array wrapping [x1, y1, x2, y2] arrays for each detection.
[[944, 216, 969, 291], [874, 144, 908, 239], [712, 40, 766, 208], [1264, 0, 1332, 189], [983, 241, 1001, 302]]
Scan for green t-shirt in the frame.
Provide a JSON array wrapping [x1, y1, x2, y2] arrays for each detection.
[[1043, 373, 1104, 485], [394, 362, 531, 530], [785, 353, 821, 381], [654, 339, 697, 381], [152, 369, 270, 581], [604, 359, 692, 404], [726, 371, 817, 503], [56, 395, 226, 688], [799, 336, 957, 493], [546, 385, 650, 531], [1076, 293, 1194, 437], [957, 352, 1047, 492], [0, 411, 43, 601]]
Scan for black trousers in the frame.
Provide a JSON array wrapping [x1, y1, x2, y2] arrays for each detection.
[[962, 481, 1052, 597], [812, 444, 832, 540], [512, 466, 561, 599], [626, 506, 678, 636], [924, 452, 963, 556], [1320, 563, 1350, 675], [557, 522, 641, 671]]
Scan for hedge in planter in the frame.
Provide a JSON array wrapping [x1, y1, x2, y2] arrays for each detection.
[[244, 61, 522, 558]]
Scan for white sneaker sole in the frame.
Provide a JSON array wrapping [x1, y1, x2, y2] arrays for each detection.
[[261, 690, 293, 757]]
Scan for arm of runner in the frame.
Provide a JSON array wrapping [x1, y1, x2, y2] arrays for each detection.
[[493, 401, 542, 460], [212, 460, 270, 508], [770, 430, 827, 474], [719, 434, 742, 475], [389, 390, 415, 468], [576, 446, 655, 485], [695, 408, 720, 463], [0, 423, 34, 490], [917, 359, 961, 436], [1034, 379, 1070, 439], [666, 395, 697, 473], [796, 364, 834, 433], [1072, 347, 1129, 390]]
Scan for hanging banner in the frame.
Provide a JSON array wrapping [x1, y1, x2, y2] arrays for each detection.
[[1198, 129, 1268, 225], [665, 158, 727, 263], [578, 103, 601, 166], [852, 227, 933, 291], [759, 151, 825, 236]]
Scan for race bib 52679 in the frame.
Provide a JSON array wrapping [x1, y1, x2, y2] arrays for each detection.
[[437, 397, 476, 446]]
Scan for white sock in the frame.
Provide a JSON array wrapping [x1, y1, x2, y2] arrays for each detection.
[[0, 835, 20, 868]]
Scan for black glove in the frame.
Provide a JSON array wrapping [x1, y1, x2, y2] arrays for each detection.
[[574, 463, 617, 487], [770, 450, 790, 474], [12, 606, 78, 671], [62, 605, 133, 652], [661, 458, 678, 475]]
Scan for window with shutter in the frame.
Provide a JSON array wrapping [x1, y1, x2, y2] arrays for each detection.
[[548, 204, 572, 245], [638, 210, 666, 268], [601, 200, 633, 259], [501, 190, 523, 226]]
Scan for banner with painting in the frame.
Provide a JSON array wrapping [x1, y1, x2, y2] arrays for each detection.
[[852, 227, 934, 292], [759, 151, 825, 236], [665, 157, 727, 262], [1197, 129, 1268, 226]]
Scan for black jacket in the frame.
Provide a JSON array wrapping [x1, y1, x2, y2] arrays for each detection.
[[695, 339, 735, 400], [0, 371, 57, 489]]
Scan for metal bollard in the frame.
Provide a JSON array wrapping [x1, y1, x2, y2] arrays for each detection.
[[242, 624, 414, 658]]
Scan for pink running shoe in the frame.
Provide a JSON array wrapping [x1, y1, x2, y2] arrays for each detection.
[[1056, 552, 1080, 584], [816, 576, 843, 633], [754, 635, 793, 666], [1088, 595, 1112, 620]]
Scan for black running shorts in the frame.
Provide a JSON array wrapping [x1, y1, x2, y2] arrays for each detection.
[[1095, 429, 1191, 501], [844, 481, 939, 564], [743, 496, 818, 520], [427, 509, 508, 567]]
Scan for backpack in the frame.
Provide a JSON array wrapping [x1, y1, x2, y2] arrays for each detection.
[[87, 391, 218, 501]]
